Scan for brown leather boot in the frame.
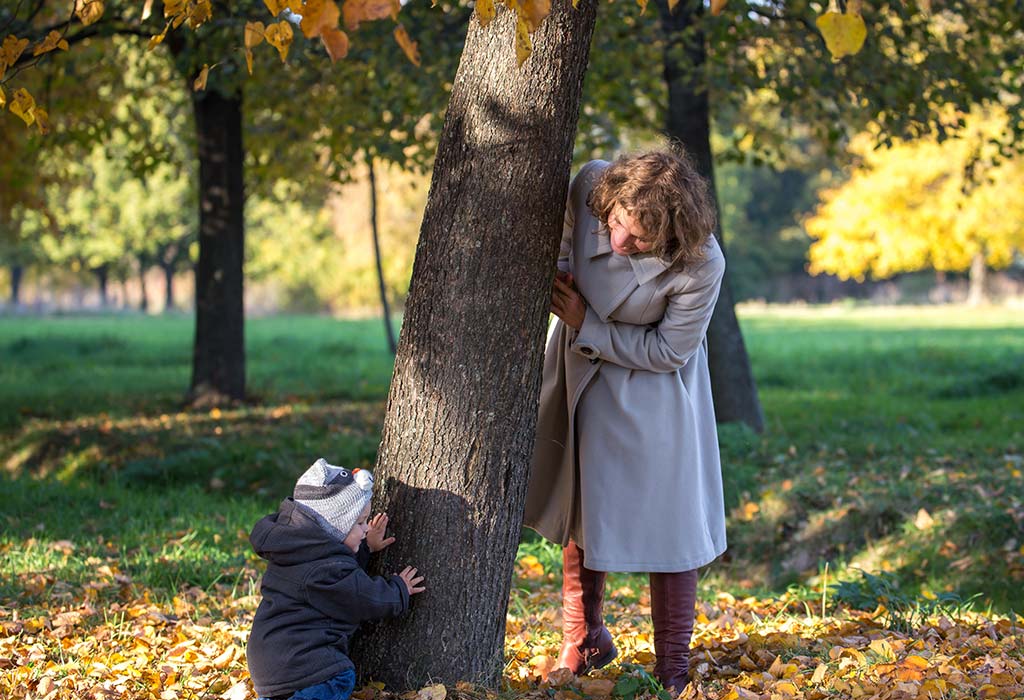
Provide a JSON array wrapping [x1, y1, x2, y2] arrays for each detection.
[[649, 570, 698, 695], [555, 541, 617, 675]]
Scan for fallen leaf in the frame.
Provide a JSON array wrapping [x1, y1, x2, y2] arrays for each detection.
[[416, 684, 446, 700]]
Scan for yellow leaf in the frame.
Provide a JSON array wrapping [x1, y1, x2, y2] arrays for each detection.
[[265, 0, 288, 14], [320, 27, 350, 62], [710, 0, 727, 15], [914, 508, 934, 529], [34, 107, 50, 135], [514, 13, 531, 67], [148, 22, 171, 51], [245, 47, 255, 75], [518, 554, 544, 579], [1, 35, 30, 74], [811, 663, 828, 684], [636, 0, 647, 13], [193, 64, 210, 91], [33, 30, 69, 56], [301, 0, 341, 38], [10, 88, 35, 127], [245, 21, 266, 48], [667, 0, 679, 11], [521, 0, 551, 31], [476, 0, 495, 27], [774, 681, 798, 696], [815, 11, 867, 59], [394, 25, 420, 67], [0, 85, 5, 109], [265, 21, 294, 62], [343, 0, 400, 31], [416, 685, 446, 700], [902, 655, 929, 670], [76, 0, 105, 26], [211, 644, 236, 669]]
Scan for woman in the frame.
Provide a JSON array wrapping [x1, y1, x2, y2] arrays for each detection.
[[524, 149, 727, 695]]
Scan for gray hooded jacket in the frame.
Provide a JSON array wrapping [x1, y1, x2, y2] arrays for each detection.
[[247, 498, 409, 698]]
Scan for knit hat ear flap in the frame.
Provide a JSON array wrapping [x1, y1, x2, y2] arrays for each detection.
[[293, 458, 374, 539]]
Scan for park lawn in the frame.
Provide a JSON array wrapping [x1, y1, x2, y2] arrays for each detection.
[[1, 306, 1022, 699]]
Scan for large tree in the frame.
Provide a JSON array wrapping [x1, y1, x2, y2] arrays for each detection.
[[352, 0, 598, 688]]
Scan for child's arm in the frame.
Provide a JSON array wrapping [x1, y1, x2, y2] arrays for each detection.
[[305, 563, 411, 623]]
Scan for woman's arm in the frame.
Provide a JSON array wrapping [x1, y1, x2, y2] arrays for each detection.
[[570, 255, 725, 373]]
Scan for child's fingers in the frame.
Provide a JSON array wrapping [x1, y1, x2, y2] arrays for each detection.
[[381, 536, 396, 547]]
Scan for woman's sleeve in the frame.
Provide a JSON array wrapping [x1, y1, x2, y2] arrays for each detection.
[[570, 254, 725, 373]]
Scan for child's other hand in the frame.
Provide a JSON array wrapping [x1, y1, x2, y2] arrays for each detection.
[[366, 513, 395, 553], [396, 566, 426, 596]]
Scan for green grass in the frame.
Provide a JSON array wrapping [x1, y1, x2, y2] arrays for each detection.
[[1, 306, 1022, 614]]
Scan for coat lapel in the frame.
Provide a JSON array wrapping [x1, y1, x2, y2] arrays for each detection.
[[582, 225, 668, 320]]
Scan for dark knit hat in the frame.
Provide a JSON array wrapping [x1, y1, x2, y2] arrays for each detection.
[[293, 458, 374, 538]]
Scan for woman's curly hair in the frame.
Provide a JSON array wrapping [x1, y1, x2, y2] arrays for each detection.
[[587, 147, 717, 271]]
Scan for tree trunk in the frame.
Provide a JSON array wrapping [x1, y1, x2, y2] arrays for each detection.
[[160, 262, 175, 312], [95, 265, 109, 308], [138, 257, 149, 313], [10, 265, 22, 306], [658, 0, 764, 432], [369, 158, 398, 354], [189, 89, 246, 403], [352, 0, 598, 689], [967, 250, 987, 306]]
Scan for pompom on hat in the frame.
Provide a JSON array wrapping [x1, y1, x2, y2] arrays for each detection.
[[293, 458, 374, 539]]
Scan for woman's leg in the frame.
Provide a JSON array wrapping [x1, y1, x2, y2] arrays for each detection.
[[556, 540, 618, 675], [649, 570, 698, 694]]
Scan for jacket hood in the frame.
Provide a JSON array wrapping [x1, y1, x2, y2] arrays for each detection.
[[250, 498, 355, 566]]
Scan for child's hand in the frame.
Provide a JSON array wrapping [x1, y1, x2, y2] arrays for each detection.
[[366, 513, 395, 553], [396, 566, 426, 596]]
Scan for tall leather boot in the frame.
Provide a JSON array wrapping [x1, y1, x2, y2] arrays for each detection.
[[649, 570, 699, 695], [555, 541, 618, 675]]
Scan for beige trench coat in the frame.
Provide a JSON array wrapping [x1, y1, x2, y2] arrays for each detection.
[[523, 160, 727, 573]]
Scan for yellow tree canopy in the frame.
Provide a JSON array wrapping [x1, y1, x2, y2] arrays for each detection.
[[806, 112, 1024, 281]]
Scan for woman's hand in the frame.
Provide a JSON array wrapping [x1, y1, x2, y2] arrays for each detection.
[[551, 272, 586, 331], [366, 513, 396, 553]]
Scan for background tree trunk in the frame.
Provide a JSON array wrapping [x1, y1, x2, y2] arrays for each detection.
[[967, 250, 987, 306], [138, 257, 150, 313], [369, 158, 398, 355], [10, 265, 22, 306], [188, 89, 246, 403], [352, 0, 598, 689], [658, 0, 764, 432], [94, 265, 109, 308], [162, 264, 175, 312]]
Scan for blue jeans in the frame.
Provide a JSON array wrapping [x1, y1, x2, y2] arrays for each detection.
[[260, 668, 357, 700]]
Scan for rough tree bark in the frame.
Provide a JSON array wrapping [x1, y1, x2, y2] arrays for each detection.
[[658, 0, 764, 432], [368, 159, 397, 355], [161, 263, 175, 312], [188, 89, 246, 403], [352, 0, 598, 689]]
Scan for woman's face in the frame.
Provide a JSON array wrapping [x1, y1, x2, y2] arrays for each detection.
[[607, 203, 653, 256]]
